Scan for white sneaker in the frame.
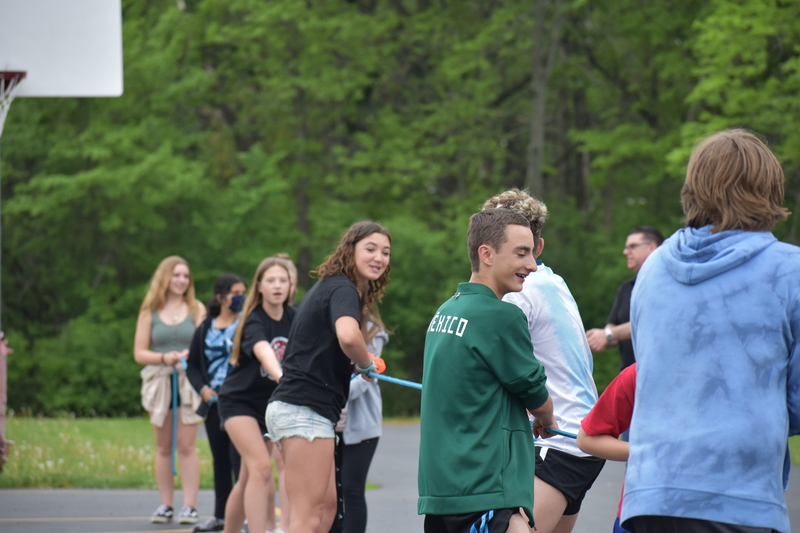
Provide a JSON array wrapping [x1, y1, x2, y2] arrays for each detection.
[[178, 505, 199, 524], [150, 504, 174, 523]]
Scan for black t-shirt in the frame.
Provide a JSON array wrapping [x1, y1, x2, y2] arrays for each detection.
[[219, 305, 295, 410], [269, 274, 361, 423], [607, 276, 636, 370]]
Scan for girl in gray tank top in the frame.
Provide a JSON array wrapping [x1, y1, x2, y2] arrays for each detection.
[[134, 256, 206, 525]]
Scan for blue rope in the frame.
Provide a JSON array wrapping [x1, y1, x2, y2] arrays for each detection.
[[364, 371, 575, 438], [171, 368, 178, 476], [545, 428, 578, 439], [366, 372, 423, 390]]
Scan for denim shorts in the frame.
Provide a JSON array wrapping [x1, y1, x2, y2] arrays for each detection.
[[265, 400, 335, 446]]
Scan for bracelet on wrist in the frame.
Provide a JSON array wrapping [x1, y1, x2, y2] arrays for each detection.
[[356, 360, 376, 374], [160, 353, 167, 366]]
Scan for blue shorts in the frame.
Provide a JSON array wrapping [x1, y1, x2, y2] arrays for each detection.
[[265, 400, 335, 446]]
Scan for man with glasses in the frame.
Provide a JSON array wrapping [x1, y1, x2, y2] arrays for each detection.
[[586, 226, 664, 370]]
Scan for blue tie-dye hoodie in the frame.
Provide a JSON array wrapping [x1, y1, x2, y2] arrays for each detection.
[[622, 226, 800, 533]]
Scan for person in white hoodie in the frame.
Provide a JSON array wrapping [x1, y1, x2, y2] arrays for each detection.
[[623, 129, 800, 533], [483, 189, 605, 533]]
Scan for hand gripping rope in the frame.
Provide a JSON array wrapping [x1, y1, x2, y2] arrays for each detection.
[[361, 357, 576, 439]]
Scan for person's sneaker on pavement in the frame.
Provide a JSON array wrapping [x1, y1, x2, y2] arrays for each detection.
[[193, 516, 224, 532], [150, 504, 174, 523], [178, 505, 199, 524]]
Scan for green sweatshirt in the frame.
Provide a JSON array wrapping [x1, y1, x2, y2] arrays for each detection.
[[417, 282, 549, 525]]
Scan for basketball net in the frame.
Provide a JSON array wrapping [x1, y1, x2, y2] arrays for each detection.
[[0, 72, 26, 139], [0, 71, 22, 470]]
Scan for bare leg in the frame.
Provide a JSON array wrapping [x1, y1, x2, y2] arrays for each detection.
[[319, 462, 338, 532], [274, 446, 290, 531], [265, 440, 277, 530], [223, 462, 247, 533], [532, 476, 568, 533], [152, 413, 175, 508], [551, 514, 578, 533], [507, 509, 533, 533], [225, 416, 274, 533], [176, 417, 200, 508], [281, 436, 336, 533]]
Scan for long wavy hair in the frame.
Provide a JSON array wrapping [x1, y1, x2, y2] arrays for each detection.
[[313, 221, 392, 312], [230, 256, 294, 366], [139, 255, 201, 317]]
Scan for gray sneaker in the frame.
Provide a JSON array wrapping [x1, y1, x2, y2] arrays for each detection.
[[193, 516, 224, 532], [178, 505, 199, 524], [150, 504, 174, 523]]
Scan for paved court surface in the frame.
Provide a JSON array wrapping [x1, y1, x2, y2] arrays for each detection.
[[2, 422, 800, 532]]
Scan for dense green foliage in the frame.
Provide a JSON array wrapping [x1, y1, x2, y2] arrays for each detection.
[[3, 0, 800, 416]]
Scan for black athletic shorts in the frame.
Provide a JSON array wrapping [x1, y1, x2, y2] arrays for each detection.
[[534, 445, 606, 515], [424, 508, 519, 533], [217, 397, 268, 436], [628, 515, 779, 533]]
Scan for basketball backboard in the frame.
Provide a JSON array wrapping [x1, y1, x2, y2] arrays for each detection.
[[0, 0, 123, 97]]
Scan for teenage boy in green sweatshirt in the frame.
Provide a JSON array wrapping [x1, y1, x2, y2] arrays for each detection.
[[418, 208, 557, 533]]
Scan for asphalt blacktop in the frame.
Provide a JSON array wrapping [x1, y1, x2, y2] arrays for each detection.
[[2, 422, 800, 532]]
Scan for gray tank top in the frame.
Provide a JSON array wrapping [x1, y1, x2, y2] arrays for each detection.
[[150, 311, 195, 353]]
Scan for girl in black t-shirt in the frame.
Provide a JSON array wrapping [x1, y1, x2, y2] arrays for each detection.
[[218, 257, 296, 533], [266, 221, 392, 533]]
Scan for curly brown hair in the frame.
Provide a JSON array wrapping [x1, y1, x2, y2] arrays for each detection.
[[482, 188, 548, 243], [313, 221, 392, 311]]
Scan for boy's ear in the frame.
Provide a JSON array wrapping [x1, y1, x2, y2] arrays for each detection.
[[477, 243, 494, 268]]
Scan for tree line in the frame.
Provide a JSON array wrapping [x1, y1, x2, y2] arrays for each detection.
[[3, 0, 799, 416]]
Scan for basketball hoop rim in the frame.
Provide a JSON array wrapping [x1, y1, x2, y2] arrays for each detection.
[[0, 70, 27, 138], [0, 71, 26, 84], [0, 71, 27, 97]]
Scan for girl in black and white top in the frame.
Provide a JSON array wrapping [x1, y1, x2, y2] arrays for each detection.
[[218, 257, 296, 533]]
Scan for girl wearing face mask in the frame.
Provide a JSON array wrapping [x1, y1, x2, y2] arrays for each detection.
[[185, 273, 247, 532], [266, 221, 392, 533], [218, 257, 297, 533]]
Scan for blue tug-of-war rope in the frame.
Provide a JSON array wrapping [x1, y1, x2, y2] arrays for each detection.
[[365, 372, 578, 440]]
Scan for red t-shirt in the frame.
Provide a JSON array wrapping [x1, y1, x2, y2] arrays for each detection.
[[581, 363, 637, 519]]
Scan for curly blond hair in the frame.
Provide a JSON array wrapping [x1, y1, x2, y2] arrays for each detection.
[[482, 188, 548, 240]]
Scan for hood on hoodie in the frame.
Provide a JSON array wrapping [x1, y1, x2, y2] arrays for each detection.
[[660, 225, 776, 285]]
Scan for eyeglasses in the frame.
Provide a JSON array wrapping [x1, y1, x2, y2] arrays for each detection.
[[623, 242, 652, 252]]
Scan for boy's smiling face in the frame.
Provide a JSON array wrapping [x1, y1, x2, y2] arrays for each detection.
[[482, 223, 537, 298]]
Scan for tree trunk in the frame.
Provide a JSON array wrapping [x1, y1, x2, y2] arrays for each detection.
[[525, 0, 562, 196]]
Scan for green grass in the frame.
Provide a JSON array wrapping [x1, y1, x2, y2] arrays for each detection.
[[4, 415, 798, 488], [0, 415, 214, 488]]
